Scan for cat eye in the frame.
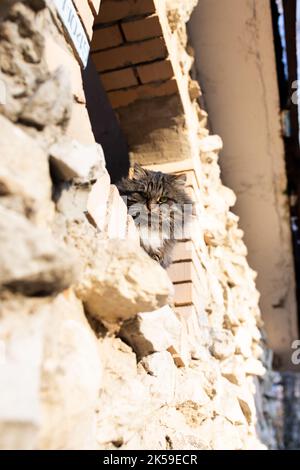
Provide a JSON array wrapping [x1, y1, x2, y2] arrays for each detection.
[[159, 196, 168, 204]]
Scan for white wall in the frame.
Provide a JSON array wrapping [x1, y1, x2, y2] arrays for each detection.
[[188, 0, 298, 368]]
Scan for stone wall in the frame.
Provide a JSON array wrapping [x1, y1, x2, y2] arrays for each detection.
[[188, 0, 298, 369], [0, 0, 279, 450]]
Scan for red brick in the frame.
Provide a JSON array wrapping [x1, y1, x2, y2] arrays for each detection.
[[92, 37, 167, 72], [88, 0, 101, 16], [107, 79, 178, 108], [137, 59, 174, 84], [121, 15, 162, 42], [92, 25, 123, 51], [100, 68, 138, 91], [96, 0, 155, 24]]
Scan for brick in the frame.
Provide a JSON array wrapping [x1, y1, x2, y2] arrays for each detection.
[[168, 260, 207, 294], [137, 59, 174, 84], [121, 15, 162, 42], [88, 0, 101, 16], [172, 241, 193, 262], [174, 282, 205, 316], [87, 172, 111, 231], [100, 68, 138, 91], [73, 0, 95, 40], [167, 261, 196, 284], [95, 0, 155, 24], [107, 79, 178, 108], [91, 25, 123, 52], [106, 185, 128, 239], [174, 282, 193, 306], [92, 37, 167, 72]]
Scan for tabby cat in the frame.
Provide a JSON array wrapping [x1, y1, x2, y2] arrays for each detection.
[[117, 164, 193, 268]]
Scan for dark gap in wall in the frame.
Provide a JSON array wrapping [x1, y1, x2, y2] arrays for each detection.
[[271, 0, 300, 337], [82, 56, 130, 183]]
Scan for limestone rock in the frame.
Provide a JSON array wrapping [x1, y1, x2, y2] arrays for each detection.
[[196, 416, 243, 450], [0, 206, 79, 295], [212, 377, 247, 425], [0, 297, 49, 450], [209, 328, 235, 360], [20, 67, 72, 129], [175, 369, 210, 406], [0, 114, 53, 224], [76, 240, 174, 325], [244, 357, 266, 377], [140, 351, 176, 406], [119, 305, 188, 365], [234, 326, 253, 358], [86, 172, 111, 231], [199, 135, 223, 153], [220, 355, 246, 385], [50, 139, 106, 183], [96, 337, 156, 447], [38, 292, 102, 450]]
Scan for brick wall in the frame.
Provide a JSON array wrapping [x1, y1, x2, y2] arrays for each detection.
[[91, 0, 177, 108]]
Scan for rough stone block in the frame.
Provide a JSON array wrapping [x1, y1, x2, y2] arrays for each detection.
[[199, 135, 223, 154], [140, 351, 176, 406], [209, 329, 236, 360], [44, 34, 85, 104], [38, 292, 102, 449], [106, 185, 128, 239], [66, 102, 96, 145], [20, 67, 72, 130], [126, 215, 140, 244], [0, 206, 79, 296], [212, 377, 247, 425], [0, 298, 49, 450], [0, 114, 52, 225], [76, 240, 173, 325], [119, 305, 189, 366], [87, 172, 111, 231], [49, 139, 105, 183]]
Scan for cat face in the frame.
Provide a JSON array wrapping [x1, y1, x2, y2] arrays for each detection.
[[120, 163, 190, 211], [117, 164, 193, 240]]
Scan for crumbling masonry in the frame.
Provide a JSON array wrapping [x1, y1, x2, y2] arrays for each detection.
[[0, 0, 281, 449]]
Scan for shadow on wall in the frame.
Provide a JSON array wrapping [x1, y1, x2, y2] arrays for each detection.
[[81, 57, 130, 183]]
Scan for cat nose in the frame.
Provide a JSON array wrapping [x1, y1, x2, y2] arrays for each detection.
[[146, 201, 156, 211]]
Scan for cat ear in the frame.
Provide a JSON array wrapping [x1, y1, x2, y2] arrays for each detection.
[[132, 163, 148, 179], [173, 173, 187, 185]]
